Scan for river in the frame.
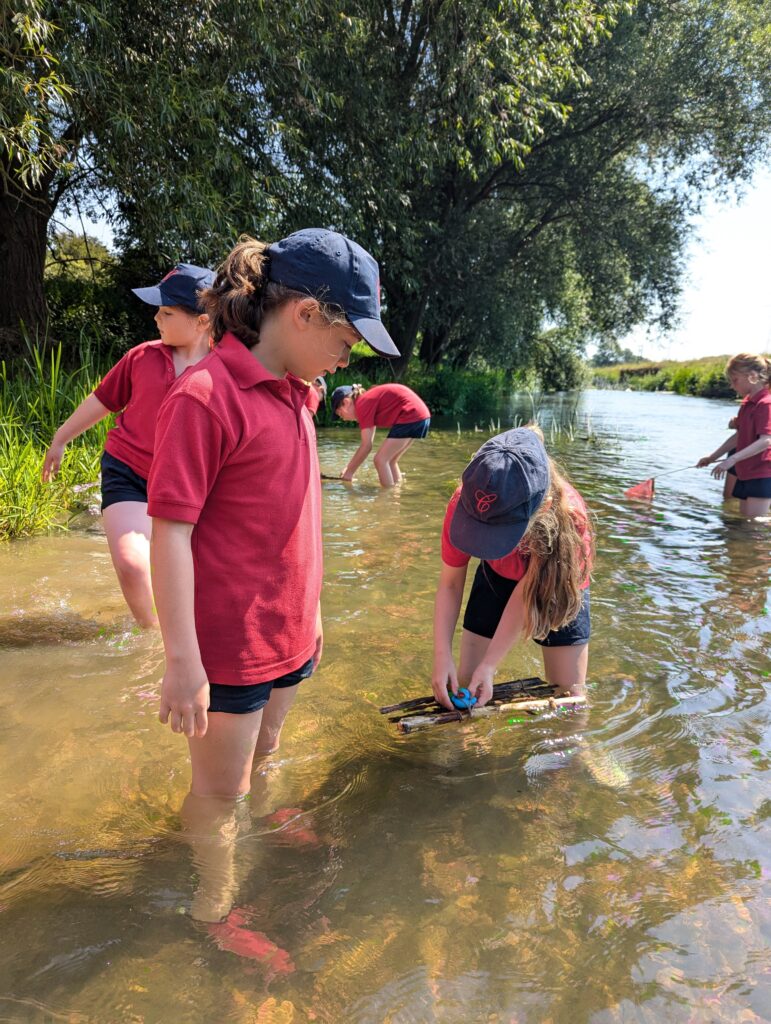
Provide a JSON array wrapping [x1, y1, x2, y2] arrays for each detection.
[[0, 389, 768, 1023]]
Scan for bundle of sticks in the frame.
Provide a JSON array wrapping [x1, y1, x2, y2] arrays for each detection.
[[379, 677, 586, 734]]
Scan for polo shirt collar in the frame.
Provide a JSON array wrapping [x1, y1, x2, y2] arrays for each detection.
[[214, 331, 285, 390], [745, 386, 770, 406]]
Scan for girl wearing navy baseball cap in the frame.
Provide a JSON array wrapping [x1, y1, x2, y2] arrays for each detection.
[[42, 263, 214, 627], [433, 425, 594, 710], [147, 230, 398, 922]]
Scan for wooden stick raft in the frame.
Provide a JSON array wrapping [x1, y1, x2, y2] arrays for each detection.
[[380, 677, 586, 734]]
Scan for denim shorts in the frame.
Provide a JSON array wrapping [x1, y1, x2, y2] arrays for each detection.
[[208, 657, 315, 714], [100, 450, 148, 510], [732, 476, 771, 499], [386, 418, 431, 439], [462, 562, 591, 647]]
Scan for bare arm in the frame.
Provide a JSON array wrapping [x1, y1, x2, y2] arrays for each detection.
[[341, 427, 376, 480], [432, 561, 467, 708], [697, 431, 738, 468], [42, 393, 111, 480], [151, 518, 209, 737], [711, 434, 771, 478]]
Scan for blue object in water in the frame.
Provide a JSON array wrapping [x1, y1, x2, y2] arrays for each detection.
[[449, 687, 477, 710]]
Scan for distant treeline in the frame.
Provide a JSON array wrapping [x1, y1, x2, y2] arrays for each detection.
[[591, 356, 737, 399]]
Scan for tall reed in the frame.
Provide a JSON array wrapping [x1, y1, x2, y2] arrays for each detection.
[[1, 332, 110, 540]]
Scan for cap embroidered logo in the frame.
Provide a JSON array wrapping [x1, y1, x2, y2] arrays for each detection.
[[475, 490, 497, 514], [161, 268, 181, 282]]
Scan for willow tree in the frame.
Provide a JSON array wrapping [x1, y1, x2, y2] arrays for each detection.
[[261, 0, 771, 374], [0, 0, 286, 355]]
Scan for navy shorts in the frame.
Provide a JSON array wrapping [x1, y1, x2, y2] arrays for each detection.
[[463, 562, 591, 647], [727, 448, 737, 477], [208, 657, 314, 714], [732, 476, 771, 499], [387, 418, 431, 439], [101, 450, 148, 510]]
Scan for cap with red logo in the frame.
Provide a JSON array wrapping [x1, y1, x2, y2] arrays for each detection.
[[266, 229, 399, 358], [449, 428, 551, 560], [132, 263, 215, 313]]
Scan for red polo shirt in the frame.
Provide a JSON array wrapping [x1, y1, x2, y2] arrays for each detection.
[[735, 387, 771, 479], [441, 483, 592, 587], [354, 384, 430, 429], [93, 340, 176, 478], [147, 332, 322, 686]]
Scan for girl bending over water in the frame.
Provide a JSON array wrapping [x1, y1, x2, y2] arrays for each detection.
[[432, 426, 593, 710]]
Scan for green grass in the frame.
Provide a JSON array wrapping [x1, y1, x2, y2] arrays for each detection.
[[0, 334, 110, 540], [591, 355, 740, 399]]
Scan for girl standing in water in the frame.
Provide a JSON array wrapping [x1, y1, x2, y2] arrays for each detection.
[[698, 353, 771, 518], [42, 264, 214, 626], [147, 230, 398, 921], [331, 382, 430, 486], [432, 426, 593, 709]]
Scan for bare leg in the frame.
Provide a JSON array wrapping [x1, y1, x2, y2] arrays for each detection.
[[540, 643, 589, 696], [102, 501, 157, 627], [184, 709, 264, 921], [723, 474, 737, 500], [388, 439, 414, 485], [458, 628, 493, 683], [740, 496, 771, 518], [459, 629, 588, 698], [255, 683, 300, 756], [373, 437, 414, 488]]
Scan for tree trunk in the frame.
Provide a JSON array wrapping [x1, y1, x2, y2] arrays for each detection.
[[0, 188, 51, 359], [387, 287, 429, 379]]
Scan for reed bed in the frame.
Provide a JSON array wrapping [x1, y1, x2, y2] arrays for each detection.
[[1, 335, 110, 540]]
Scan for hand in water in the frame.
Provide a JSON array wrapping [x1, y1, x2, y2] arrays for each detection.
[[468, 663, 495, 707], [432, 652, 459, 709]]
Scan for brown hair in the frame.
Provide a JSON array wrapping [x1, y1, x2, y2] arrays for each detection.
[[201, 235, 349, 346], [517, 425, 593, 641], [725, 352, 771, 384]]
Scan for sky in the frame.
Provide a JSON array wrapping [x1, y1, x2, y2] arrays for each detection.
[[61, 166, 771, 362], [621, 166, 771, 360]]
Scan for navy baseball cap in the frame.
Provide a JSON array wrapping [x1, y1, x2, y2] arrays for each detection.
[[132, 263, 214, 313], [266, 229, 400, 358], [331, 384, 353, 413], [450, 428, 551, 560]]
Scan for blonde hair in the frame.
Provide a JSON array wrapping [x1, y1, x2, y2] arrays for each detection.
[[202, 235, 349, 346], [517, 424, 593, 641], [725, 353, 771, 384]]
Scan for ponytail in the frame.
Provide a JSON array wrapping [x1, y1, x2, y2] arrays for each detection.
[[518, 425, 593, 640], [202, 235, 352, 347], [725, 352, 771, 385]]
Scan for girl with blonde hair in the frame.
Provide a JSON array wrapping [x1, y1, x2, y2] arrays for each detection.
[[698, 353, 771, 518]]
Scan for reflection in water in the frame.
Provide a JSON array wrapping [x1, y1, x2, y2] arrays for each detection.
[[0, 390, 769, 1023]]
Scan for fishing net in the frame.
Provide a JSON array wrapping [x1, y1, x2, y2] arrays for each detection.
[[624, 478, 655, 500]]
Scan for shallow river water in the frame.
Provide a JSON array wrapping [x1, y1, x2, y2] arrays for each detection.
[[0, 389, 769, 1024]]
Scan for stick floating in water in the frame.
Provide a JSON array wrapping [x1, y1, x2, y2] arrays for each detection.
[[380, 678, 586, 734]]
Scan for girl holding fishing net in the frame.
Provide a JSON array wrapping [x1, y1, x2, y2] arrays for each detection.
[[432, 426, 594, 710], [697, 353, 771, 518]]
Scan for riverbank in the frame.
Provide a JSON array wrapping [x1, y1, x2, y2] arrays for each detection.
[[591, 355, 737, 399]]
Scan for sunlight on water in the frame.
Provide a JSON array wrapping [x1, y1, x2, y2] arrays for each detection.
[[0, 390, 769, 1023]]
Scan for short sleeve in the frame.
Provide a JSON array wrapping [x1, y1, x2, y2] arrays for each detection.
[[441, 489, 471, 568], [147, 394, 232, 523], [93, 351, 134, 412]]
